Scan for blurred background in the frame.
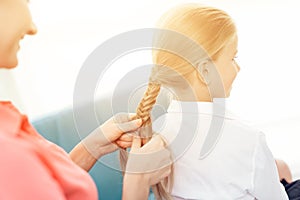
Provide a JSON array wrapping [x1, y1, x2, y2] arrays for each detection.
[[1, 0, 300, 176]]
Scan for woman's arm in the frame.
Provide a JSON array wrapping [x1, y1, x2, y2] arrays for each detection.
[[69, 142, 98, 171], [122, 136, 172, 200], [69, 113, 142, 171], [123, 174, 150, 200], [0, 141, 66, 200]]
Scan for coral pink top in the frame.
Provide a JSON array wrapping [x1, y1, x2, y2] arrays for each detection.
[[0, 102, 98, 200]]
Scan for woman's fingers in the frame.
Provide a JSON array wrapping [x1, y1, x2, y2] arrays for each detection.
[[118, 133, 133, 142], [112, 113, 140, 125], [149, 165, 172, 186], [115, 140, 132, 149], [115, 119, 142, 133], [112, 113, 136, 123], [141, 135, 165, 152], [131, 136, 142, 151]]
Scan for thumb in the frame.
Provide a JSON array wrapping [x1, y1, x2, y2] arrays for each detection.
[[131, 136, 142, 151]]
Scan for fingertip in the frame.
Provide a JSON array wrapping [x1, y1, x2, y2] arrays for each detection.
[[117, 140, 132, 149], [131, 136, 142, 149], [135, 119, 142, 126], [133, 135, 142, 142], [128, 113, 137, 119], [152, 135, 164, 146]]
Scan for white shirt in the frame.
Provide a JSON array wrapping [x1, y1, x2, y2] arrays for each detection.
[[153, 99, 288, 200]]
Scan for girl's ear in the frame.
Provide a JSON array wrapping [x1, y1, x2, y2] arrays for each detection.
[[197, 59, 211, 85], [198, 59, 226, 98]]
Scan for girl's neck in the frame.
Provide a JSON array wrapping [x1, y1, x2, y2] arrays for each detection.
[[173, 86, 212, 102]]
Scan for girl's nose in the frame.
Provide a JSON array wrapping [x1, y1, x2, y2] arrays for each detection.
[[27, 22, 37, 35]]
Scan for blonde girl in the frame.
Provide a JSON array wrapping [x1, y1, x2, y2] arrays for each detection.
[[121, 4, 289, 200]]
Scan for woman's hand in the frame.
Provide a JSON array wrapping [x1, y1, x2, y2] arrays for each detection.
[[122, 135, 172, 200], [97, 113, 142, 152], [70, 113, 142, 171], [84, 113, 142, 158]]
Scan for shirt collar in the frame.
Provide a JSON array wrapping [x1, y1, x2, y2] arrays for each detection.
[[0, 101, 23, 136], [167, 98, 236, 119]]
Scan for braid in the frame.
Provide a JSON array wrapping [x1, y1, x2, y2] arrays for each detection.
[[120, 81, 173, 200], [134, 82, 161, 140], [119, 82, 161, 171], [134, 82, 161, 123]]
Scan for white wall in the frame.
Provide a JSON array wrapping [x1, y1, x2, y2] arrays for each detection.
[[3, 0, 300, 123], [0, 70, 24, 110]]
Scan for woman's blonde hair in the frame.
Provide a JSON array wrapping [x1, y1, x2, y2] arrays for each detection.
[[120, 4, 237, 199]]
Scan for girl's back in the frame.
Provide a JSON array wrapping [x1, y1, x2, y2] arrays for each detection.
[[153, 100, 288, 199]]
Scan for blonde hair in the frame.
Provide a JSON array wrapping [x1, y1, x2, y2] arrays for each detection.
[[120, 4, 237, 199]]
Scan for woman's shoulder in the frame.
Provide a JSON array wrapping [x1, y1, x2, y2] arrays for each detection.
[[0, 134, 77, 200]]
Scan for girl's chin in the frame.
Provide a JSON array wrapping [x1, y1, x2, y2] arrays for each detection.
[[4, 57, 18, 69], [226, 87, 232, 97], [0, 65, 18, 69]]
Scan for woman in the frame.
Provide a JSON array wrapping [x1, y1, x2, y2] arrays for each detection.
[[0, 0, 171, 199], [127, 3, 289, 199]]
